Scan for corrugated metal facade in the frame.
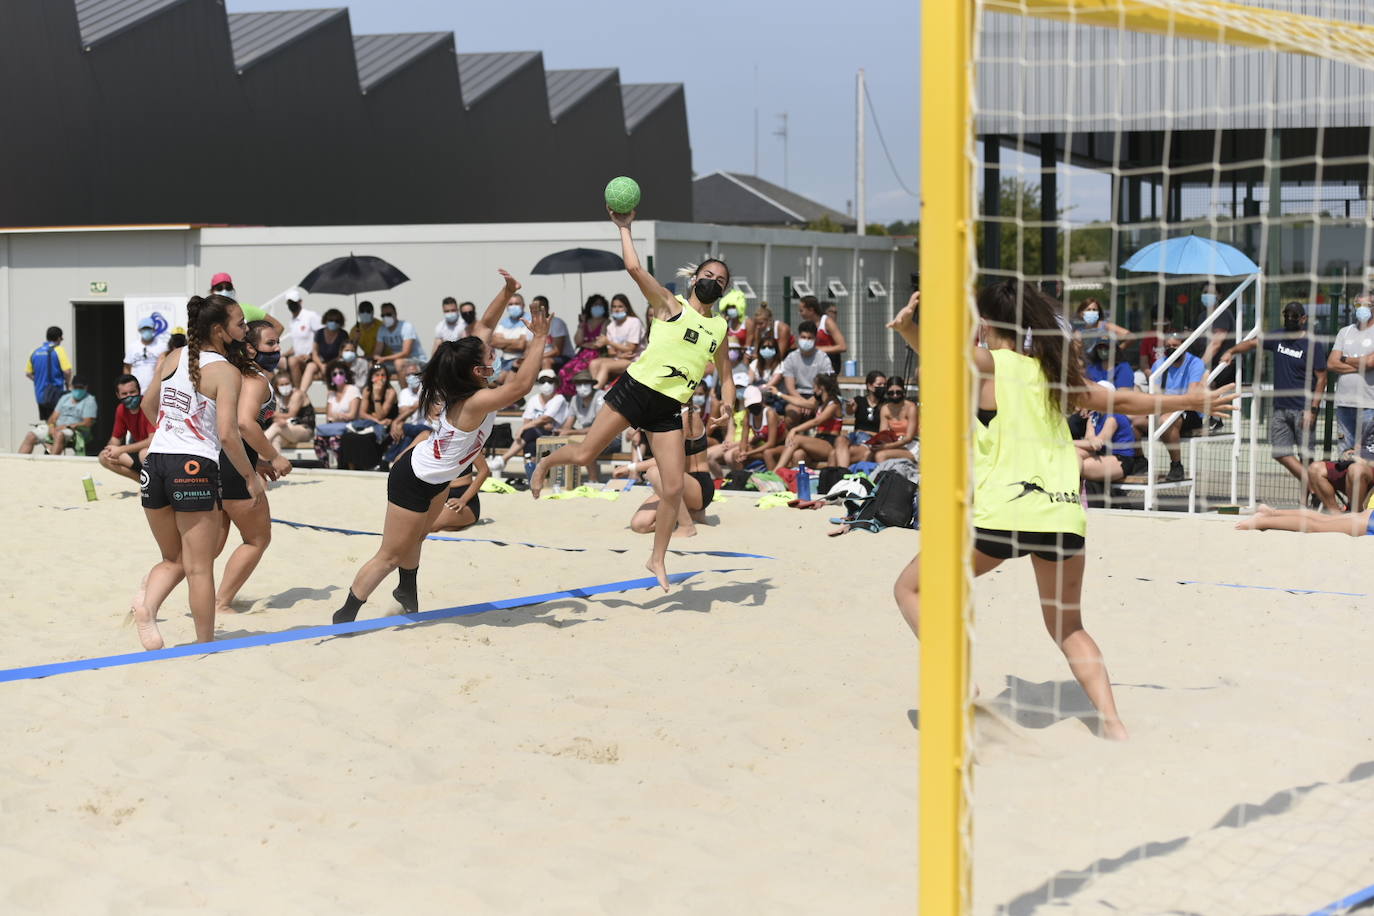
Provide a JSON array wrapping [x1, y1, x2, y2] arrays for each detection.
[[976, 3, 1374, 136]]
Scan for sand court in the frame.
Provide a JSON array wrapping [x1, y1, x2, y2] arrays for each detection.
[[3, 456, 1373, 913]]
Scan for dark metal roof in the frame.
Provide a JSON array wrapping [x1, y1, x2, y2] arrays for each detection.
[[692, 172, 854, 229], [227, 8, 346, 71], [75, 0, 191, 49], [544, 68, 617, 121], [353, 32, 452, 92], [457, 51, 541, 107], [621, 83, 680, 131]]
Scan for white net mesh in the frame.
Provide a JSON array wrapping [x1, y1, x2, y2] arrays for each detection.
[[961, 2, 1374, 913]]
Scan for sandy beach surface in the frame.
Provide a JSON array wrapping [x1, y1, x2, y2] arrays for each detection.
[[2, 456, 1371, 914]]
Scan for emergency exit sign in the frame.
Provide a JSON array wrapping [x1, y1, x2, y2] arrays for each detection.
[[89, 281, 108, 295]]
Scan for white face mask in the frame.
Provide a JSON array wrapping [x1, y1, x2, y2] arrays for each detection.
[[382, 315, 397, 329], [507, 305, 525, 321], [359, 313, 374, 325], [216, 288, 236, 301], [406, 374, 421, 391], [1358, 306, 1373, 325], [1082, 310, 1100, 325], [139, 329, 156, 343], [725, 308, 738, 320], [444, 311, 459, 324], [538, 382, 556, 396], [1200, 294, 1218, 308], [798, 338, 816, 352], [279, 383, 294, 395], [691, 394, 707, 408], [611, 311, 627, 322], [575, 384, 594, 398]]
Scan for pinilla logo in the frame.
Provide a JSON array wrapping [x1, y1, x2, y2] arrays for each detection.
[[183, 459, 201, 475], [149, 312, 170, 336], [172, 491, 183, 501]]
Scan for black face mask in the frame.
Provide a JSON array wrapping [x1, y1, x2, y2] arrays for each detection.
[[1164, 346, 1178, 359], [1284, 317, 1302, 332], [694, 277, 724, 304], [461, 311, 477, 324], [886, 390, 904, 401], [255, 351, 282, 372], [121, 394, 142, 411], [288, 302, 301, 315]]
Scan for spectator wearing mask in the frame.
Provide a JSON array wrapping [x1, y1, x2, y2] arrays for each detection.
[[1327, 294, 1374, 454], [720, 288, 749, 353], [872, 376, 920, 462], [837, 370, 887, 465], [1073, 298, 1131, 352], [350, 301, 382, 361], [1076, 407, 1143, 485], [749, 336, 785, 389], [492, 369, 568, 474], [724, 386, 787, 470], [98, 374, 155, 481], [558, 294, 611, 394], [336, 340, 369, 389], [1222, 301, 1328, 490], [301, 308, 349, 390], [265, 369, 315, 451], [589, 297, 645, 387], [1143, 327, 1207, 482], [771, 320, 831, 425], [433, 297, 466, 354], [376, 302, 427, 367], [284, 287, 322, 386], [491, 291, 534, 378], [26, 325, 72, 421], [799, 295, 847, 373], [772, 374, 843, 470], [386, 361, 431, 464], [559, 370, 610, 481], [123, 317, 168, 393], [20, 373, 96, 455], [338, 363, 397, 470], [313, 361, 362, 467], [1085, 338, 1134, 390], [750, 301, 793, 357]]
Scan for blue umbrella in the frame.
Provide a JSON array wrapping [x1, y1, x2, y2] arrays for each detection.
[[1121, 234, 1260, 276]]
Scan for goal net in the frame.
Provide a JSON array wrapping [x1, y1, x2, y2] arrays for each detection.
[[920, 2, 1374, 913]]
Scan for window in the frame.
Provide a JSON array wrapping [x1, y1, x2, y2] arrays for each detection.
[[733, 278, 757, 299], [826, 279, 848, 297], [867, 279, 887, 298], [790, 279, 815, 298]]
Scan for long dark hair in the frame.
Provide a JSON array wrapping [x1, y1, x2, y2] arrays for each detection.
[[976, 279, 1086, 412], [610, 293, 637, 319], [813, 373, 840, 406], [581, 294, 608, 324], [185, 294, 253, 390], [755, 336, 782, 372], [419, 336, 487, 418]]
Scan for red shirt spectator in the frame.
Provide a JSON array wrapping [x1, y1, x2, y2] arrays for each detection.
[[113, 398, 155, 443]]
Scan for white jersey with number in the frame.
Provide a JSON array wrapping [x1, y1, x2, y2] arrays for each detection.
[[149, 350, 226, 463], [409, 402, 495, 485]]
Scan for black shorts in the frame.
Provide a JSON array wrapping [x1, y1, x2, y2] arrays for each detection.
[[447, 480, 482, 519], [689, 470, 715, 509], [141, 452, 220, 512], [974, 528, 1085, 561], [1181, 411, 1203, 433], [128, 453, 144, 475], [218, 443, 260, 502], [387, 450, 449, 513], [604, 373, 683, 433]]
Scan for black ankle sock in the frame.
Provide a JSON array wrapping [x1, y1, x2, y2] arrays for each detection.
[[333, 590, 365, 625], [393, 567, 419, 613]]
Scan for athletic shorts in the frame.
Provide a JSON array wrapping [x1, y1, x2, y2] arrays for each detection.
[[1180, 411, 1203, 434], [387, 449, 449, 513], [218, 443, 260, 501], [128, 453, 144, 475], [141, 452, 220, 512], [973, 528, 1085, 561], [447, 480, 481, 519], [604, 373, 683, 433], [689, 470, 715, 509], [1269, 407, 1314, 460]]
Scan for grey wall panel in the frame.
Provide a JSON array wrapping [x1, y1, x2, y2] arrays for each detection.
[[624, 86, 692, 221], [541, 73, 630, 221], [459, 54, 554, 221]]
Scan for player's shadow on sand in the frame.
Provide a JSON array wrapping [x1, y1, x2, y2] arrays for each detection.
[[260, 586, 339, 609], [988, 676, 1101, 735], [593, 578, 775, 615]]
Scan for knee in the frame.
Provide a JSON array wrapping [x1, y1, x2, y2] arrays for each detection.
[[630, 515, 655, 534], [659, 477, 684, 501]]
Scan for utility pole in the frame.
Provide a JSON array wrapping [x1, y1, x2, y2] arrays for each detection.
[[753, 64, 759, 176], [775, 112, 789, 188], [857, 68, 866, 236]]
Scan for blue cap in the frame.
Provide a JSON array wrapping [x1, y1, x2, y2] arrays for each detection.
[[137, 316, 156, 330]]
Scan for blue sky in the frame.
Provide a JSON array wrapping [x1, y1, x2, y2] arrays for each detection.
[[227, 0, 920, 224]]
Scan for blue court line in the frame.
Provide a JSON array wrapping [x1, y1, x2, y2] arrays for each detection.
[[1308, 882, 1374, 916], [0, 568, 739, 684], [1129, 577, 1366, 598], [271, 517, 776, 560]]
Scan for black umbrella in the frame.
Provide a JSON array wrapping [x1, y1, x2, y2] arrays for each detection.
[[530, 247, 625, 302], [299, 254, 409, 297]]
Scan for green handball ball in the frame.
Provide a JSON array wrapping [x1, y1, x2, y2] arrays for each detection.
[[604, 176, 641, 214]]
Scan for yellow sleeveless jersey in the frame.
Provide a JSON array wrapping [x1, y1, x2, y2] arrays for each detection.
[[626, 304, 727, 404], [973, 349, 1086, 536]]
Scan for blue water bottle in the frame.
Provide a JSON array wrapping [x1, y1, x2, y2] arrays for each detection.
[[797, 460, 811, 501], [843, 358, 858, 377]]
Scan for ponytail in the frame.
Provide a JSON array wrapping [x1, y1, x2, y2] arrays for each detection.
[[185, 296, 205, 391]]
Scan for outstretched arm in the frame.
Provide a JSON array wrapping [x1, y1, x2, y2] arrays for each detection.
[[1082, 381, 1237, 418], [472, 270, 521, 346], [611, 208, 678, 319], [888, 292, 920, 353], [465, 304, 552, 415]]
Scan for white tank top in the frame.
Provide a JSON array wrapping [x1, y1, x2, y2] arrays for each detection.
[[409, 402, 495, 485], [149, 350, 226, 463]]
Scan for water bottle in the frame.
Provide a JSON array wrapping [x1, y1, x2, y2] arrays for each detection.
[[843, 358, 858, 377], [797, 460, 811, 501], [82, 474, 98, 502]]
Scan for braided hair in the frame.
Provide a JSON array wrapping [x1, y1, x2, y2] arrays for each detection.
[[185, 294, 252, 391]]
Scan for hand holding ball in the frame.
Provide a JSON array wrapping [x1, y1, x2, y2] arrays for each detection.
[[604, 176, 641, 214]]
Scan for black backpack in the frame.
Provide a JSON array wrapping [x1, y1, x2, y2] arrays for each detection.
[[850, 470, 919, 531]]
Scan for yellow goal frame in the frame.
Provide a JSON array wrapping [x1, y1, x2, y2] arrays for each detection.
[[917, 2, 1372, 913]]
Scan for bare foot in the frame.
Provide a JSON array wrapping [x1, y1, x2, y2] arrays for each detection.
[[671, 525, 698, 539], [131, 589, 164, 652], [529, 458, 548, 499], [1100, 718, 1129, 741], [1235, 504, 1274, 531], [214, 603, 241, 616], [644, 556, 670, 592]]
